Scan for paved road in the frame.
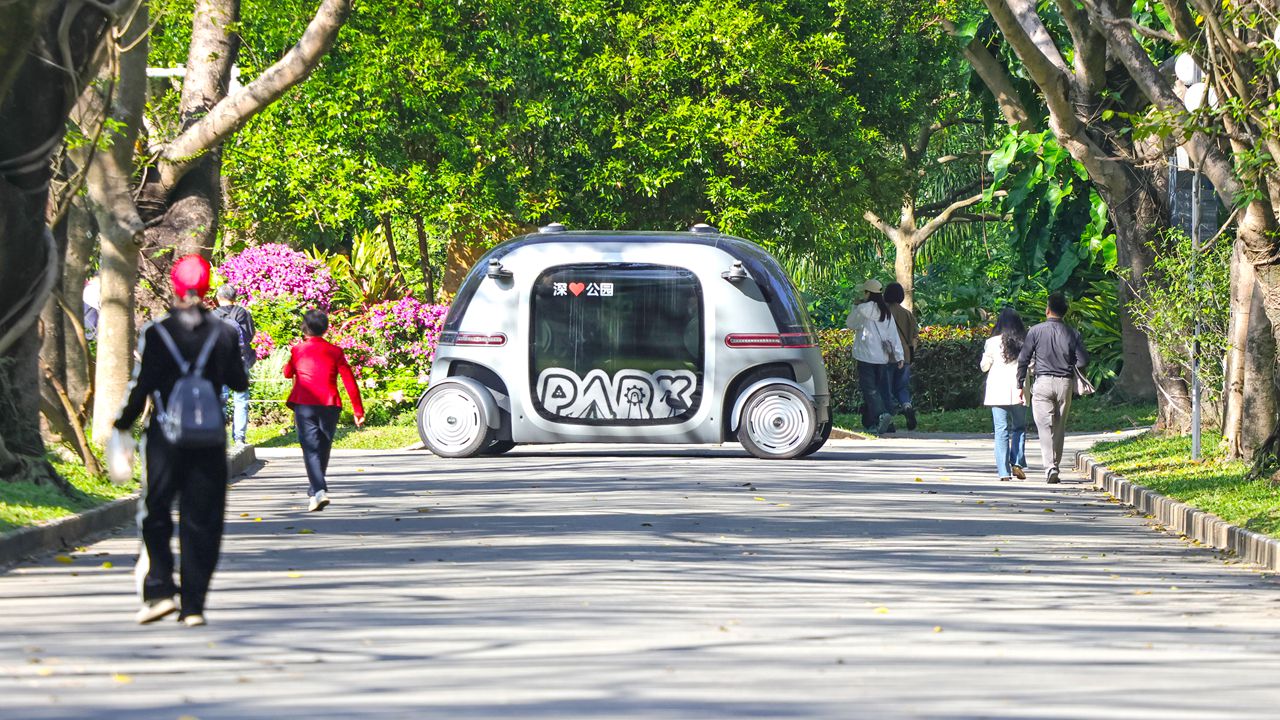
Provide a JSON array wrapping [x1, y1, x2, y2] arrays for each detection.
[[2, 435, 1279, 719]]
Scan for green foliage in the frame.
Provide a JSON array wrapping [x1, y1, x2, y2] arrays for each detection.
[[1091, 432, 1280, 539], [836, 395, 1156, 434], [819, 325, 989, 415], [1127, 229, 1232, 408], [0, 458, 137, 533], [309, 231, 408, 309]]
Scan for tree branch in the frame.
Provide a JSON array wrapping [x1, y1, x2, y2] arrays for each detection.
[[918, 190, 1005, 241], [156, 0, 354, 191], [942, 18, 1035, 132], [862, 209, 896, 237], [1054, 0, 1108, 95]]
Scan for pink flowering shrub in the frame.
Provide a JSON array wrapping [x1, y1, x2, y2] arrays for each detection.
[[218, 244, 335, 310], [252, 331, 276, 361], [332, 297, 448, 374]]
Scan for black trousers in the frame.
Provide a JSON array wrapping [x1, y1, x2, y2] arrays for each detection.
[[138, 431, 227, 617], [294, 404, 340, 496]]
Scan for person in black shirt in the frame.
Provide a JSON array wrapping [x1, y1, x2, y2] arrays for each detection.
[[212, 284, 257, 445], [113, 255, 248, 626], [1016, 293, 1088, 484]]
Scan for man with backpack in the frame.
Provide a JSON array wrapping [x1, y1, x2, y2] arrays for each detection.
[[113, 255, 249, 627], [213, 284, 256, 445]]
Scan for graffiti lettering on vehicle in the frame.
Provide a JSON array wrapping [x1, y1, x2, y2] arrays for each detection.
[[537, 368, 696, 420]]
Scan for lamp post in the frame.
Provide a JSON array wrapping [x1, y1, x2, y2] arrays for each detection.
[[1174, 53, 1216, 461]]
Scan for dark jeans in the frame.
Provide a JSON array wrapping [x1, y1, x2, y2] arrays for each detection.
[[891, 362, 912, 409], [294, 404, 340, 496], [857, 361, 895, 428], [138, 430, 227, 618]]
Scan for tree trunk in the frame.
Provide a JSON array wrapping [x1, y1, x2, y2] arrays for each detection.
[[1223, 243, 1254, 457], [1242, 273, 1277, 457], [382, 213, 404, 279], [892, 231, 918, 314], [62, 200, 96, 414], [89, 0, 150, 444], [0, 2, 110, 487], [1109, 168, 1189, 429], [414, 214, 435, 302]]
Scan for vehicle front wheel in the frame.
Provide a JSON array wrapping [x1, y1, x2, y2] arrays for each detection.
[[737, 384, 817, 460], [418, 383, 492, 458]]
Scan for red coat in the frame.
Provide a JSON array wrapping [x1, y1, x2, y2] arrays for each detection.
[[284, 337, 365, 417]]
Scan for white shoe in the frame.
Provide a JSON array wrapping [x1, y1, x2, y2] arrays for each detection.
[[182, 614, 207, 627], [136, 596, 179, 624], [308, 490, 330, 512]]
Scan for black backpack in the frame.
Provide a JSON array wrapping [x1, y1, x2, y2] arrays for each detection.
[[151, 323, 225, 448]]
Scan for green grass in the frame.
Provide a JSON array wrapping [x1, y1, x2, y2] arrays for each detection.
[[0, 459, 138, 534], [1090, 432, 1280, 539], [835, 396, 1157, 434], [247, 421, 421, 450]]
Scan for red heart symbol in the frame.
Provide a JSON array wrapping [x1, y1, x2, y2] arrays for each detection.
[[569, 282, 586, 296]]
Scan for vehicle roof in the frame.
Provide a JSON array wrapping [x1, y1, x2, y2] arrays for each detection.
[[487, 229, 769, 259]]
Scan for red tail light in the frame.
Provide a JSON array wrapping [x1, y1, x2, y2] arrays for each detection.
[[439, 331, 507, 347], [724, 332, 816, 349]]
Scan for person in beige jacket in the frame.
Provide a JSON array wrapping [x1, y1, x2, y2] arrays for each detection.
[[981, 307, 1028, 481]]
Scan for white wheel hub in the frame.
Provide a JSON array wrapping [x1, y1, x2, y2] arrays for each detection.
[[424, 387, 483, 453], [745, 391, 811, 455]]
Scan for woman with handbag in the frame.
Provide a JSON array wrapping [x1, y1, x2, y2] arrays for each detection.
[[846, 279, 904, 435], [981, 307, 1029, 481]]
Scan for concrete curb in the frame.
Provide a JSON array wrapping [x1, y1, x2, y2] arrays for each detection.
[[0, 444, 260, 569], [1075, 451, 1280, 572], [830, 427, 870, 440]]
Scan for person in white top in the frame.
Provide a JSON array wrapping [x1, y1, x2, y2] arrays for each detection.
[[846, 279, 905, 434], [981, 307, 1028, 480]]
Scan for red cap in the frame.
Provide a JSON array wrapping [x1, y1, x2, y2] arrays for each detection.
[[171, 255, 212, 298]]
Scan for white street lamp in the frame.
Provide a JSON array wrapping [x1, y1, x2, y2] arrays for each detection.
[[1175, 52, 1205, 460]]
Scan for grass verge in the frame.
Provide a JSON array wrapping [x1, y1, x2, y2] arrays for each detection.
[[247, 422, 420, 450], [835, 395, 1157, 434], [1089, 432, 1280, 539], [0, 459, 138, 534]]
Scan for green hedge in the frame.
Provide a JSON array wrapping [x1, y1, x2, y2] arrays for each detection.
[[819, 325, 990, 414]]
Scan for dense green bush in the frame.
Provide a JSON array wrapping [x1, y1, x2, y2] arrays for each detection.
[[820, 325, 989, 415]]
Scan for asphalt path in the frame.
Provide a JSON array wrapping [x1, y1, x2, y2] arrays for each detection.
[[2, 435, 1279, 719]]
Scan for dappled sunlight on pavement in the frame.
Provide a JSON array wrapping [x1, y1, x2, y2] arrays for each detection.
[[2, 435, 1279, 719]]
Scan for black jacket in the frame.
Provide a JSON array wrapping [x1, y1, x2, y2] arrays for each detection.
[[212, 303, 257, 370], [1016, 317, 1088, 386], [114, 307, 249, 433]]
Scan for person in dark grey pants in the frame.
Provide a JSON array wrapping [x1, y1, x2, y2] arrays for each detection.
[[1016, 293, 1088, 484]]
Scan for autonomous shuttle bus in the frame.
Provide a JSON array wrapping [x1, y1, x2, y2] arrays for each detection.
[[416, 224, 830, 459]]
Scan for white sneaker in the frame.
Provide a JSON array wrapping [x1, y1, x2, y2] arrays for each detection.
[[136, 596, 179, 624], [182, 614, 207, 627], [308, 490, 330, 512]]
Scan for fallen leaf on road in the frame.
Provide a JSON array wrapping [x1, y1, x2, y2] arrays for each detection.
[[298, 529, 315, 534], [873, 607, 890, 614], [287, 572, 303, 578], [240, 513, 249, 517], [112, 673, 133, 684], [753, 497, 766, 501], [54, 555, 73, 564], [101, 561, 113, 569], [35, 667, 53, 676], [914, 478, 923, 482], [1043, 508, 1056, 513], [933, 626, 943, 633], [416, 508, 431, 513], [254, 518, 263, 522], [1134, 590, 1151, 595]]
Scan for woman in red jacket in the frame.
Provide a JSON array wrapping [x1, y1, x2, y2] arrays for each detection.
[[284, 309, 365, 511]]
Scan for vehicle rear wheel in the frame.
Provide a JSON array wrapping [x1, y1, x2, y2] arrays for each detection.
[[737, 384, 817, 460], [418, 383, 492, 457], [481, 440, 516, 455], [799, 421, 831, 458]]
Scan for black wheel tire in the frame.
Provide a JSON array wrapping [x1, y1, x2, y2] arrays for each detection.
[[481, 440, 516, 455], [798, 421, 832, 458], [417, 383, 493, 458], [736, 384, 817, 460]]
